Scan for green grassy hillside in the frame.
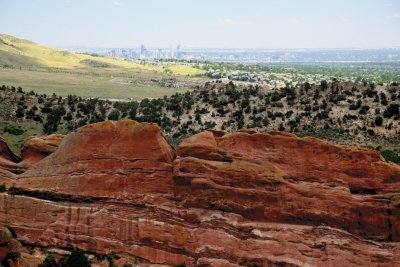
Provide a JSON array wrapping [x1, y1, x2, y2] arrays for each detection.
[[0, 34, 206, 100], [0, 34, 204, 75]]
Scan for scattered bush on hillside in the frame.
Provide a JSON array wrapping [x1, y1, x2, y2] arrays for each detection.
[[107, 109, 121, 121], [383, 104, 399, 119], [375, 116, 383, 126], [320, 80, 328, 91], [58, 249, 90, 267], [380, 92, 388, 105], [15, 106, 25, 118], [3, 125, 24, 135], [381, 150, 400, 164], [38, 254, 58, 267], [2, 81, 399, 144]]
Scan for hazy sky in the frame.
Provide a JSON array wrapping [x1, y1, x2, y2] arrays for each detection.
[[0, 0, 399, 48]]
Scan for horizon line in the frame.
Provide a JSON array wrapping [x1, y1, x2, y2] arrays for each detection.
[[2, 32, 399, 51], [55, 45, 400, 50], [0, 32, 400, 51]]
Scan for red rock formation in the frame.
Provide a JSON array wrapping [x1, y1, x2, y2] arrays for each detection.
[[174, 130, 400, 241], [20, 134, 64, 165], [1, 194, 399, 266], [0, 121, 399, 266], [0, 226, 41, 267], [16, 120, 175, 200], [0, 138, 19, 164], [0, 138, 21, 184], [0, 134, 64, 186]]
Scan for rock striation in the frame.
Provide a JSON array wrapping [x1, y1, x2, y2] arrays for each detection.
[[174, 130, 400, 241], [0, 120, 399, 266]]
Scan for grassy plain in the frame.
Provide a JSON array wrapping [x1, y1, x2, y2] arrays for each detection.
[[0, 67, 194, 99]]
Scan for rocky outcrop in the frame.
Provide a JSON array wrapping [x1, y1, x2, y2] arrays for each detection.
[[0, 121, 399, 266], [0, 134, 64, 186], [0, 138, 19, 164], [16, 121, 175, 200], [20, 134, 64, 165], [1, 193, 399, 267], [0, 227, 39, 267], [174, 130, 400, 242], [0, 138, 21, 182]]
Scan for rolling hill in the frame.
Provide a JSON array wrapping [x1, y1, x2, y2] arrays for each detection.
[[0, 34, 206, 99], [0, 34, 204, 75]]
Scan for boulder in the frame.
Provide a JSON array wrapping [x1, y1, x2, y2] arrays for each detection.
[[6, 239, 23, 254], [20, 134, 64, 165], [0, 227, 13, 245]]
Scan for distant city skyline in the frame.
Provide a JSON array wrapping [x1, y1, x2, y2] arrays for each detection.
[[67, 45, 400, 63], [0, 0, 399, 49]]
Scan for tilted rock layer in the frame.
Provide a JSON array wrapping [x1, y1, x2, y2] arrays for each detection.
[[0, 120, 399, 266], [175, 130, 400, 241], [0, 134, 64, 185]]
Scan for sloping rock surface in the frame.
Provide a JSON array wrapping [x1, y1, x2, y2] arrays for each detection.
[[0, 137, 21, 181], [0, 134, 64, 186], [17, 120, 175, 200], [0, 121, 399, 267]]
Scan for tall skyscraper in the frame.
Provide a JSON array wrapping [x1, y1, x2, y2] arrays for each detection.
[[176, 45, 181, 59], [169, 45, 174, 59], [140, 44, 147, 59]]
